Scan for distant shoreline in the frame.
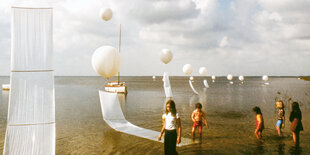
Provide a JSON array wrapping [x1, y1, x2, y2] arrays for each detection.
[[301, 77, 310, 81]]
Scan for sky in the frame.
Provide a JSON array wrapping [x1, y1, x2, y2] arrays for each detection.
[[0, 0, 310, 76]]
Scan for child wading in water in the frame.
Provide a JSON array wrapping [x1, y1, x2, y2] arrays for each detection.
[[252, 106, 264, 140], [276, 100, 285, 136], [158, 100, 181, 155], [191, 103, 208, 140]]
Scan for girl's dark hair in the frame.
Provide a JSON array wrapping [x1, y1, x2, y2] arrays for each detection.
[[195, 103, 202, 109], [252, 106, 262, 115], [277, 100, 284, 108], [165, 100, 177, 116], [292, 102, 301, 112]]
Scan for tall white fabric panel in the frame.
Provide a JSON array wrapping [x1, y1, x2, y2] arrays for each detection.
[[4, 7, 55, 155], [11, 7, 53, 71], [7, 72, 55, 125], [163, 72, 173, 98]]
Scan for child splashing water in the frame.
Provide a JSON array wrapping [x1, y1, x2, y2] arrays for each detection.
[[191, 103, 208, 140]]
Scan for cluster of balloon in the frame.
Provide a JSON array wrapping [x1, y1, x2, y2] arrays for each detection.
[[211, 75, 216, 82], [160, 49, 173, 64], [92, 46, 122, 79], [227, 74, 233, 84], [262, 75, 269, 85], [100, 8, 113, 21]]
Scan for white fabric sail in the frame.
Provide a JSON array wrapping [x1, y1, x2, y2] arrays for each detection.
[[162, 72, 173, 98], [203, 79, 209, 88], [189, 80, 199, 95], [99, 91, 194, 146], [4, 7, 55, 155]]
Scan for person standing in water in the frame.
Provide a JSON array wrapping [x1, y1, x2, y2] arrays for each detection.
[[253, 106, 264, 140], [276, 100, 285, 136], [158, 100, 182, 155], [191, 102, 208, 140], [289, 102, 303, 146]]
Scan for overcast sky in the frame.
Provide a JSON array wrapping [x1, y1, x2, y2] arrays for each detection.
[[0, 0, 310, 76]]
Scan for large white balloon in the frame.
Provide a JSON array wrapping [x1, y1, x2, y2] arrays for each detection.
[[239, 75, 244, 81], [160, 48, 173, 64], [100, 8, 113, 21], [199, 67, 207, 76], [183, 64, 193, 75], [92, 46, 121, 79], [211, 75, 216, 80], [227, 74, 233, 81], [262, 75, 269, 81]]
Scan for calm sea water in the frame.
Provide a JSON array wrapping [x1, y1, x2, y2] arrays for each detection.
[[0, 76, 309, 154]]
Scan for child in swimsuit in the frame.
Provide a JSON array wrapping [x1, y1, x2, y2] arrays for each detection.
[[276, 100, 285, 136], [253, 106, 264, 140], [191, 103, 208, 140]]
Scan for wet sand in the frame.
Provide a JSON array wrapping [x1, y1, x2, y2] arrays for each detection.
[[0, 76, 310, 154]]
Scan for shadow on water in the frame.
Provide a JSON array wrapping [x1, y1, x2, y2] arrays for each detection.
[[254, 141, 265, 155]]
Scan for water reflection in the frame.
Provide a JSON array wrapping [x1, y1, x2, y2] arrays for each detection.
[[254, 141, 265, 154], [289, 145, 302, 155]]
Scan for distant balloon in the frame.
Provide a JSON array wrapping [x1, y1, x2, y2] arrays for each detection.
[[190, 76, 194, 81], [92, 46, 121, 79], [239, 75, 244, 81], [199, 67, 207, 76], [211, 75, 216, 80], [183, 64, 193, 75], [100, 8, 113, 21], [227, 74, 233, 81], [262, 75, 269, 81], [160, 48, 173, 64]]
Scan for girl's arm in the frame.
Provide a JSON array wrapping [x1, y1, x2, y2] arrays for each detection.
[[158, 117, 165, 141], [191, 111, 195, 122], [202, 112, 208, 128], [176, 118, 182, 144], [282, 115, 285, 128]]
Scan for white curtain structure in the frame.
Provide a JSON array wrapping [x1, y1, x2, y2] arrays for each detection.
[[99, 91, 194, 146], [203, 79, 209, 88], [162, 72, 173, 98], [189, 80, 199, 95], [4, 7, 55, 155]]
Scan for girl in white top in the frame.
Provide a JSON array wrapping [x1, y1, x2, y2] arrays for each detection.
[[158, 100, 182, 155]]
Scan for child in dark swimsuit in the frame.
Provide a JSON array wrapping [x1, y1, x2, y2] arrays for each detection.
[[191, 103, 208, 140], [252, 106, 264, 140], [289, 102, 303, 146]]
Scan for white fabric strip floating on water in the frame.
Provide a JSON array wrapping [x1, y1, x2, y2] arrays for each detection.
[[203, 79, 209, 88], [99, 91, 194, 146], [4, 7, 55, 155], [163, 72, 173, 98], [189, 80, 199, 95]]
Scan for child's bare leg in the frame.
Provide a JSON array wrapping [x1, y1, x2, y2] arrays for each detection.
[[199, 126, 202, 139], [192, 127, 196, 139], [276, 127, 281, 136], [258, 131, 262, 139]]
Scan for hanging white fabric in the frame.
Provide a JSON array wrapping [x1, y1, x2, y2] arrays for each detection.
[[189, 80, 199, 95], [203, 79, 209, 88], [99, 91, 194, 146], [4, 7, 55, 155], [162, 72, 173, 98]]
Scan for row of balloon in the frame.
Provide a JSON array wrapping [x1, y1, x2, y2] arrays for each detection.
[[92, 8, 122, 81], [225, 74, 269, 85]]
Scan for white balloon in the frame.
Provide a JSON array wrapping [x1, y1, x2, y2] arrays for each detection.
[[199, 67, 207, 76], [100, 8, 113, 21], [190, 76, 194, 81], [239, 75, 244, 81], [160, 48, 173, 64], [211, 75, 216, 80], [227, 74, 233, 81], [183, 64, 193, 75], [92, 46, 121, 79], [262, 75, 269, 81]]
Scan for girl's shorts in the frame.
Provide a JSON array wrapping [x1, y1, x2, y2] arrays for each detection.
[[277, 119, 283, 128]]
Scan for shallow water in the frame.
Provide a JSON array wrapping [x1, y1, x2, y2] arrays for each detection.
[[0, 76, 310, 154]]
